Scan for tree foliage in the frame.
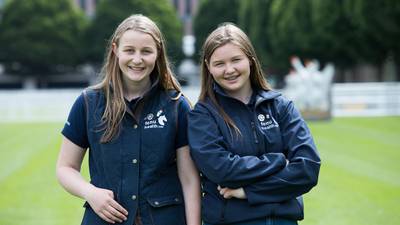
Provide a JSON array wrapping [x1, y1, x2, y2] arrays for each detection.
[[238, 0, 274, 70], [84, 0, 183, 65], [233, 0, 400, 76], [193, 0, 239, 58], [343, 0, 400, 63], [0, 0, 87, 75]]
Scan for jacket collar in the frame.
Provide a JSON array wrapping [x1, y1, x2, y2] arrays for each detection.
[[213, 82, 281, 106], [124, 76, 161, 119], [255, 89, 281, 105]]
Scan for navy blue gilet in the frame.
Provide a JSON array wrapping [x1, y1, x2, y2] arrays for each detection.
[[80, 85, 189, 225]]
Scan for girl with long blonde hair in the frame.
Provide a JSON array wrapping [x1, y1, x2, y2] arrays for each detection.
[[57, 14, 200, 225]]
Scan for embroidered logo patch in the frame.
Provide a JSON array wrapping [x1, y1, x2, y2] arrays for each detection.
[[144, 109, 167, 129], [146, 113, 154, 120], [259, 114, 279, 130]]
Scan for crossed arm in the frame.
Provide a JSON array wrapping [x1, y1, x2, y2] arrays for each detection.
[[188, 102, 320, 205]]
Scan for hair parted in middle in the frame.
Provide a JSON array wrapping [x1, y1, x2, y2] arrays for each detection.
[[199, 23, 271, 135], [93, 14, 181, 143]]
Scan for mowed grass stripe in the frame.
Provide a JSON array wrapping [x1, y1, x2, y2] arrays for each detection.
[[0, 123, 63, 182], [315, 136, 400, 187], [334, 119, 400, 150], [342, 116, 400, 134], [310, 117, 400, 158], [0, 122, 85, 225], [301, 117, 400, 225], [0, 118, 399, 225], [308, 118, 400, 186], [303, 162, 400, 225]]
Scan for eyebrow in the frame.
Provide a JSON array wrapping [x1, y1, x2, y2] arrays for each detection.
[[121, 45, 156, 50], [231, 54, 244, 58], [211, 54, 244, 63]]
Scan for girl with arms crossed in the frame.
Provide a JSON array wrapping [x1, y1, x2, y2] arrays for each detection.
[[188, 23, 320, 225]]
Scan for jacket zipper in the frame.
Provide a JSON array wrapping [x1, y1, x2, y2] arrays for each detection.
[[251, 121, 259, 144]]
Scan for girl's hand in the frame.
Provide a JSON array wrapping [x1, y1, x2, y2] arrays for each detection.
[[85, 186, 128, 224], [217, 185, 247, 199]]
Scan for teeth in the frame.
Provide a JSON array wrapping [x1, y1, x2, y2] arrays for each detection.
[[225, 75, 239, 81], [129, 66, 143, 71]]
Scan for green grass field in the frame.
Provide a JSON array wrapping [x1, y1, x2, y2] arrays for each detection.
[[0, 117, 399, 225]]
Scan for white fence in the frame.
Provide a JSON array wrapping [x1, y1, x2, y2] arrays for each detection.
[[332, 82, 400, 117], [0, 83, 399, 122], [0, 89, 81, 122]]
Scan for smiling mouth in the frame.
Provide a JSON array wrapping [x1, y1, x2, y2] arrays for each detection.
[[224, 75, 240, 81], [128, 66, 144, 71]]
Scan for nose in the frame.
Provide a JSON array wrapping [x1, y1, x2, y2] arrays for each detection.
[[225, 63, 235, 75], [131, 53, 142, 64]]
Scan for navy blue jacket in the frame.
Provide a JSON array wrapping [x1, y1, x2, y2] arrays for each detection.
[[188, 85, 320, 224], [63, 82, 190, 225]]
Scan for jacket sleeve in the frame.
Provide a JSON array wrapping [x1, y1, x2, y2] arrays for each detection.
[[244, 99, 321, 205], [188, 103, 287, 188]]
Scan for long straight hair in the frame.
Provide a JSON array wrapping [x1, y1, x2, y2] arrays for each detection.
[[199, 23, 271, 135], [93, 14, 181, 143]]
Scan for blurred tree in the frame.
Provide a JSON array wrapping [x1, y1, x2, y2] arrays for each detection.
[[238, 0, 274, 70], [267, 0, 381, 71], [266, 0, 315, 73], [308, 0, 364, 68], [239, 0, 278, 79], [0, 0, 87, 75], [192, 1, 400, 80], [193, 0, 239, 59], [84, 0, 183, 66], [344, 0, 400, 64]]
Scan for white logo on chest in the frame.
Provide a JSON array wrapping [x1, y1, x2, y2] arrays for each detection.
[[144, 109, 168, 129], [258, 113, 278, 130]]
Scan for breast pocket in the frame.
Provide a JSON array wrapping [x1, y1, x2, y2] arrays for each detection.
[[147, 195, 186, 225]]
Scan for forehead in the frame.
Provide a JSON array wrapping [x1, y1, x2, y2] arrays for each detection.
[[210, 43, 245, 62], [118, 30, 157, 48]]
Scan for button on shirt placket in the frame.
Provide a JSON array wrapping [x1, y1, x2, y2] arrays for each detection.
[[120, 119, 141, 220], [131, 124, 139, 203]]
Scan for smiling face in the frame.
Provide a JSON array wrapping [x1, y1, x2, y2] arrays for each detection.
[[208, 42, 252, 99], [113, 30, 158, 88]]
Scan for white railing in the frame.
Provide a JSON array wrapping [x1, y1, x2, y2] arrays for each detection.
[[0, 89, 82, 122], [0, 83, 399, 122], [332, 82, 400, 117]]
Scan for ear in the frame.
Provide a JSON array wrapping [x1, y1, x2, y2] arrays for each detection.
[[112, 42, 118, 57]]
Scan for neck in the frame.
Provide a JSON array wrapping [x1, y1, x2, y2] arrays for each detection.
[[123, 78, 152, 101], [227, 86, 253, 104]]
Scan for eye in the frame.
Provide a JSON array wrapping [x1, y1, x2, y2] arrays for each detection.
[[142, 49, 153, 54], [232, 58, 241, 62], [213, 62, 224, 67], [124, 49, 134, 53]]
